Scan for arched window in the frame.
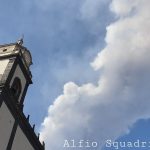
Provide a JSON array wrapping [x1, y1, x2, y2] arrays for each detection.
[[11, 77, 22, 101]]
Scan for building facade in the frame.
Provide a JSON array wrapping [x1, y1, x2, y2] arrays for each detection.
[[0, 40, 45, 150]]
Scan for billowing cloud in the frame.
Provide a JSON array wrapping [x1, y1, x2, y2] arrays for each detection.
[[40, 0, 150, 150]]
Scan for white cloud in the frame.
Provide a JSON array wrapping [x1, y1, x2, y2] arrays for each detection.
[[109, 0, 137, 17], [40, 0, 150, 150]]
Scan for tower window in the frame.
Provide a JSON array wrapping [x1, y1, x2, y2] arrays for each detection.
[[11, 77, 22, 101], [3, 49, 7, 52]]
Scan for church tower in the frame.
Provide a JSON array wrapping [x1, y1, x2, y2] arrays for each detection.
[[0, 40, 45, 150]]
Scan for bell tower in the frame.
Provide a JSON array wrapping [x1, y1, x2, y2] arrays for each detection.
[[0, 40, 45, 150], [0, 39, 32, 105]]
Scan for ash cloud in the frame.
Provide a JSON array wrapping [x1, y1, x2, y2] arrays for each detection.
[[40, 0, 150, 149]]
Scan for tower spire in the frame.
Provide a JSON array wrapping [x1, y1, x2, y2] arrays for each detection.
[[17, 35, 24, 45]]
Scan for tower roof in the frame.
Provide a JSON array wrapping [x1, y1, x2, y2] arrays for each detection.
[[0, 41, 32, 68]]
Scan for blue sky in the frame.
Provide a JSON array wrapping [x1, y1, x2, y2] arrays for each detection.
[[0, 0, 112, 127], [0, 0, 150, 150]]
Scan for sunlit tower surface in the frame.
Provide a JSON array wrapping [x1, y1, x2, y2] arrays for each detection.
[[0, 40, 45, 150]]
